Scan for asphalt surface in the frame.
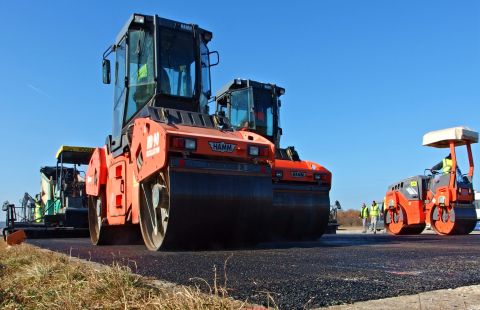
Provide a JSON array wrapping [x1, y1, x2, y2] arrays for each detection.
[[29, 232, 480, 309]]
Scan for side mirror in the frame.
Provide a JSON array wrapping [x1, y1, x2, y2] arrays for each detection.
[[102, 59, 111, 84], [105, 135, 114, 154], [278, 99, 282, 107], [209, 51, 220, 67], [335, 200, 341, 209]]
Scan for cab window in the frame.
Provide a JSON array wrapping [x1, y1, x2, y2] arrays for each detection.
[[229, 88, 254, 130], [125, 29, 155, 123], [159, 28, 196, 98], [113, 38, 126, 138], [253, 89, 274, 137], [200, 40, 211, 113]]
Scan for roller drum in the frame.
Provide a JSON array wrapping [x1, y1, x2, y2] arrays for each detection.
[[272, 183, 330, 241], [152, 158, 273, 249], [431, 203, 477, 235], [385, 206, 426, 235]]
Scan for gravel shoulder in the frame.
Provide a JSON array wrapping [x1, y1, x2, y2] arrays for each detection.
[[324, 284, 480, 310]]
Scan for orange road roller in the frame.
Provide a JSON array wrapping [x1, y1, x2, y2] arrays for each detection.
[[215, 79, 332, 240], [385, 127, 478, 235], [85, 14, 331, 250]]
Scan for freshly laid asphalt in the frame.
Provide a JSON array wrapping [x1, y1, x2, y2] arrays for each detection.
[[29, 231, 480, 309]]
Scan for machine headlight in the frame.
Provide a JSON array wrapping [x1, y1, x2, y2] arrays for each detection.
[[171, 137, 196, 151], [185, 139, 196, 150], [134, 15, 145, 24], [249, 146, 259, 156]]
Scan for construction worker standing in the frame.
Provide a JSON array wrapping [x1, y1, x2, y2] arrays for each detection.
[[370, 200, 379, 234], [359, 203, 369, 233]]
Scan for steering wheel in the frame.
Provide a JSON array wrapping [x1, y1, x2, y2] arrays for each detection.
[[424, 168, 437, 176]]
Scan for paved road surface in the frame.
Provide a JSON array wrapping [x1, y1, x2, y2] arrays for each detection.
[[29, 233, 480, 309]]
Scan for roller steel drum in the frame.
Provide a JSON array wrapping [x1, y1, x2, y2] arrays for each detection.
[[272, 183, 330, 241], [430, 203, 477, 235], [138, 158, 331, 250], [139, 158, 273, 250]]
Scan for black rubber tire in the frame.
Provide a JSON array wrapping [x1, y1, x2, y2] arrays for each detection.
[[139, 173, 170, 251], [88, 193, 142, 245], [88, 194, 106, 245]]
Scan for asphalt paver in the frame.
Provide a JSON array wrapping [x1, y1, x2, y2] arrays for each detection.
[[29, 233, 480, 309]]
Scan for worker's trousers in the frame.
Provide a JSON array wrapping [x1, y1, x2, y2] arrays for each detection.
[[371, 216, 378, 231], [362, 218, 368, 232]]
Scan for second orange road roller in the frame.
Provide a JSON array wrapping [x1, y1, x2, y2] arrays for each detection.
[[215, 79, 332, 240], [385, 127, 478, 235], [85, 13, 331, 250]]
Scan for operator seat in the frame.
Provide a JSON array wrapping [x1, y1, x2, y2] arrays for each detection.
[[135, 67, 170, 107]]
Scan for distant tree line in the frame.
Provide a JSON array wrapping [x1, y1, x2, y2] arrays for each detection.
[[337, 209, 363, 227]]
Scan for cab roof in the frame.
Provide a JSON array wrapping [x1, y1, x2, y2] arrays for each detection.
[[216, 79, 285, 101], [115, 13, 212, 45], [422, 127, 478, 148], [55, 145, 95, 165]]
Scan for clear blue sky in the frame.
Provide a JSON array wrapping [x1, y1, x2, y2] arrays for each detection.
[[0, 1, 479, 220]]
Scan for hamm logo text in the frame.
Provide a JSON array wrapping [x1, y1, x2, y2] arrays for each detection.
[[291, 171, 306, 178], [209, 141, 236, 153]]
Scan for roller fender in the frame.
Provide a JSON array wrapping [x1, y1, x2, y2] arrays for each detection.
[[131, 119, 168, 183], [85, 147, 107, 196]]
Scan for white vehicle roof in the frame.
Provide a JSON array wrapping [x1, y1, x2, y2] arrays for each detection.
[[422, 127, 478, 148]]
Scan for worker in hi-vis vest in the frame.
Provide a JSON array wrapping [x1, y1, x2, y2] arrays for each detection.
[[370, 201, 379, 234], [431, 154, 453, 174], [359, 203, 369, 233]]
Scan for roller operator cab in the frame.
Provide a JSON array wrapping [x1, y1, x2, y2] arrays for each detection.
[[385, 127, 478, 235], [86, 14, 282, 250], [216, 79, 332, 240]]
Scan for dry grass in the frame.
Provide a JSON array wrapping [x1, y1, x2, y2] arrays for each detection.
[[0, 241, 262, 310]]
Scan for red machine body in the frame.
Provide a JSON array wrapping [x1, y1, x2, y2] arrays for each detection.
[[86, 118, 274, 228]]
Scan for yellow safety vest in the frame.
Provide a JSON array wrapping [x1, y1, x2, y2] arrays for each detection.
[[138, 63, 148, 80], [442, 158, 452, 173], [34, 201, 43, 223], [370, 204, 379, 217], [360, 207, 369, 218]]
